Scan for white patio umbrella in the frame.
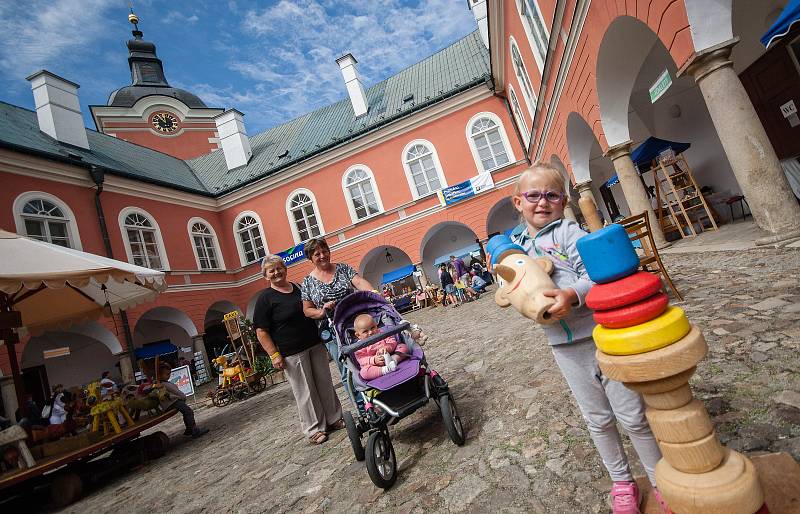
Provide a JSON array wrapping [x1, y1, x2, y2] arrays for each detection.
[[0, 229, 167, 407]]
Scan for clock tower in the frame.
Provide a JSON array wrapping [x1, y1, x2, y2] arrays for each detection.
[[90, 11, 224, 160]]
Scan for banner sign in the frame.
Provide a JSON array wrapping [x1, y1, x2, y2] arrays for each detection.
[[437, 173, 495, 206], [277, 244, 305, 266]]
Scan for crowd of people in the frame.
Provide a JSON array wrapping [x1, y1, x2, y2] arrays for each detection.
[[434, 254, 492, 308]]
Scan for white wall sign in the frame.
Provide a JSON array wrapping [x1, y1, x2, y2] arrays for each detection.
[[43, 347, 71, 359], [780, 100, 797, 118]]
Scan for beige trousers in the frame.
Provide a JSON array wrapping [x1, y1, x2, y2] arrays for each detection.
[[283, 344, 343, 437]]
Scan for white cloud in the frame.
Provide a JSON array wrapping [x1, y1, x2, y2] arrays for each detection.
[[232, 0, 476, 129], [0, 0, 118, 80], [162, 11, 200, 25]]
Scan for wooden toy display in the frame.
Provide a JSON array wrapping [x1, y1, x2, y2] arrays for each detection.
[[576, 224, 765, 514], [85, 381, 136, 435], [485, 234, 558, 324]]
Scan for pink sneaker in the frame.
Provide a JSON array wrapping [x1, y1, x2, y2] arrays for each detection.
[[651, 488, 672, 514], [611, 481, 641, 514]]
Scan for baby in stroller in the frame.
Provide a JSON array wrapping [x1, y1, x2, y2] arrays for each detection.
[[353, 314, 409, 379]]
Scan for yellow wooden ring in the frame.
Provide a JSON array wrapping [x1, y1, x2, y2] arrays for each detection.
[[593, 306, 690, 355]]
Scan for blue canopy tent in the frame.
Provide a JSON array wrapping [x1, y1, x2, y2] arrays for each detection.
[[135, 341, 179, 360], [605, 137, 691, 187], [380, 264, 416, 285], [761, 0, 800, 48], [433, 243, 481, 266]]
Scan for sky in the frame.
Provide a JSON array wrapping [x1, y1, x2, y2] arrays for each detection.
[[0, 0, 478, 134]]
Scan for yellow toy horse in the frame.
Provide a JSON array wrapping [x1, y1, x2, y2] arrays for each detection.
[[214, 356, 246, 387], [85, 381, 135, 435]]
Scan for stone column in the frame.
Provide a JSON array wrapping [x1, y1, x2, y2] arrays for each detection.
[[606, 142, 668, 247], [683, 39, 800, 240], [118, 354, 134, 384], [0, 376, 18, 419], [575, 181, 603, 232], [564, 204, 578, 222], [415, 263, 429, 289]]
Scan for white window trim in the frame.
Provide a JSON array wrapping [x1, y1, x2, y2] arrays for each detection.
[[465, 111, 517, 174], [186, 217, 226, 271], [13, 191, 83, 250], [117, 206, 170, 270], [514, 0, 549, 72], [400, 139, 448, 200], [285, 188, 326, 245], [232, 210, 268, 267], [507, 84, 531, 146], [509, 35, 538, 120], [341, 164, 385, 224]]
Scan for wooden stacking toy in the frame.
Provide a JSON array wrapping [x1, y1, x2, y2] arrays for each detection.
[[486, 234, 558, 324], [576, 224, 766, 514]]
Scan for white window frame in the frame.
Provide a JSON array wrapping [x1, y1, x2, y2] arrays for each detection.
[[117, 207, 170, 270], [509, 36, 538, 119], [514, 0, 549, 72], [187, 217, 225, 271], [400, 139, 448, 200], [341, 164, 385, 224], [507, 84, 531, 146], [286, 188, 326, 244], [13, 191, 82, 250], [465, 112, 516, 173], [233, 211, 268, 267]]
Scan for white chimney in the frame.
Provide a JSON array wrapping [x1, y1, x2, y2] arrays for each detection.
[[26, 70, 90, 149], [336, 53, 369, 117], [469, 0, 489, 49], [214, 109, 252, 170]]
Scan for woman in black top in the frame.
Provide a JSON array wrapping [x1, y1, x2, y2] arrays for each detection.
[[253, 255, 343, 445]]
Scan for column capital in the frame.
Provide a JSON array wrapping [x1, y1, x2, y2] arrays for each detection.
[[604, 141, 633, 161], [574, 180, 593, 193], [678, 37, 739, 81]]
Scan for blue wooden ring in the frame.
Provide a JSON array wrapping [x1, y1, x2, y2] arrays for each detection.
[[575, 223, 639, 283]]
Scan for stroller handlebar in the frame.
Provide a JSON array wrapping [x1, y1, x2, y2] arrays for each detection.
[[338, 321, 411, 357]]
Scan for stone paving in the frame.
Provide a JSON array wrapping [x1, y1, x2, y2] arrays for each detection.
[[51, 246, 800, 513]]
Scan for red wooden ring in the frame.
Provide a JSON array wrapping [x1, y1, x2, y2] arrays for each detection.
[[586, 271, 662, 311], [593, 292, 669, 328]]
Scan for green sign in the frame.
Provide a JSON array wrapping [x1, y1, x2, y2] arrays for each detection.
[[649, 69, 672, 103]]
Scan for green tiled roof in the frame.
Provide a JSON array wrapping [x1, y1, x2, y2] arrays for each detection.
[[0, 101, 210, 194], [0, 31, 490, 198]]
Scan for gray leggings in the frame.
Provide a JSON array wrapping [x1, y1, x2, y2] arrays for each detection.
[[551, 340, 662, 485]]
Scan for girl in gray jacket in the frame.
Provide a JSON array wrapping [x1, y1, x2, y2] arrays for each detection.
[[504, 163, 666, 514]]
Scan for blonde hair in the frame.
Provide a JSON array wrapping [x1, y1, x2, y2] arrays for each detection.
[[261, 254, 286, 276], [513, 162, 571, 202]]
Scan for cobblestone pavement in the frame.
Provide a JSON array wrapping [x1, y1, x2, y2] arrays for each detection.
[[56, 247, 800, 513]]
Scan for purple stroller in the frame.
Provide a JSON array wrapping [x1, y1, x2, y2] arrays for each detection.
[[332, 291, 465, 489]]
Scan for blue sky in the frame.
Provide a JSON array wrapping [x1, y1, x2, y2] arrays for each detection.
[[0, 0, 477, 134]]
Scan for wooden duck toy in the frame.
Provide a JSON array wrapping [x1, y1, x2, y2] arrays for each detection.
[[486, 234, 557, 324], [576, 223, 765, 514]]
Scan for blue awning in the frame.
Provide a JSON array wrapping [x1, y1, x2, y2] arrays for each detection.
[[135, 341, 179, 359], [606, 136, 692, 186], [762, 0, 800, 48], [434, 243, 481, 266], [381, 264, 416, 285]]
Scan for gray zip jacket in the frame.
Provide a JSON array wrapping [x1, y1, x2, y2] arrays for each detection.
[[512, 218, 596, 345]]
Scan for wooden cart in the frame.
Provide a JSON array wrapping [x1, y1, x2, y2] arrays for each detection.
[[0, 409, 177, 508]]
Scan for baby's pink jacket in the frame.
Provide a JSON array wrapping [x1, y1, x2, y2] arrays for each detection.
[[355, 335, 409, 380]]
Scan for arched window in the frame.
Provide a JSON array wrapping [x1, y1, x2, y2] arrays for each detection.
[[401, 140, 447, 198], [508, 85, 530, 145], [515, 0, 549, 71], [188, 218, 224, 270], [510, 37, 537, 118], [466, 113, 514, 173], [234, 213, 266, 265], [287, 189, 324, 243], [119, 209, 168, 270], [20, 199, 69, 247], [342, 165, 383, 222]]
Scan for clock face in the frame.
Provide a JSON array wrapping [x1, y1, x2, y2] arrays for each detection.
[[150, 111, 180, 134]]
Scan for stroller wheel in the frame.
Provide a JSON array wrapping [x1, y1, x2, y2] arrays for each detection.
[[439, 393, 465, 446], [344, 411, 365, 461], [365, 431, 397, 489]]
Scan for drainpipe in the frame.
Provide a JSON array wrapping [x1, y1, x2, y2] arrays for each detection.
[[89, 166, 137, 372], [496, 92, 532, 165]]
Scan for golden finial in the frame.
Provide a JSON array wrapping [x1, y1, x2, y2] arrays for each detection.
[[127, 1, 141, 35], [128, 12, 139, 25]]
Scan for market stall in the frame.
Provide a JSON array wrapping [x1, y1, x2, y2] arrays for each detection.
[[380, 264, 420, 312]]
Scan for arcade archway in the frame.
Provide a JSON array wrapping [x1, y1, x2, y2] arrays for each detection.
[[359, 245, 414, 290], [134, 307, 198, 367], [486, 197, 520, 237], [419, 221, 480, 284]]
